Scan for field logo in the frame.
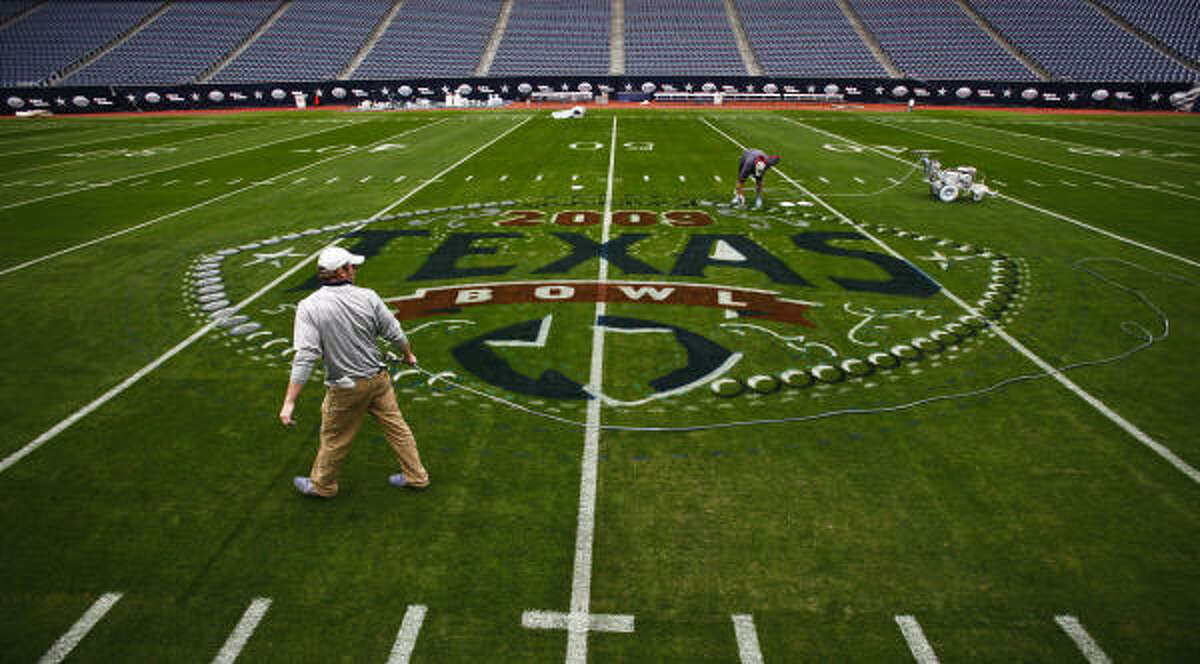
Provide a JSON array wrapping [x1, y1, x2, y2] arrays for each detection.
[[185, 202, 1022, 407]]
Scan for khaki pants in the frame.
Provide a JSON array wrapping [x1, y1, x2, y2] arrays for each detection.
[[309, 370, 428, 497]]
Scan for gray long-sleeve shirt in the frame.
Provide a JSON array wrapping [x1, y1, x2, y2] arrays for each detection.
[[289, 282, 409, 387]]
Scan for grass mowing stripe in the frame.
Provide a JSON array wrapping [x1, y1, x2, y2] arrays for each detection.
[[0, 118, 368, 211], [894, 615, 940, 664], [0, 119, 447, 277], [864, 117, 1200, 203], [708, 116, 1200, 486], [1054, 615, 1113, 664], [386, 604, 428, 664], [212, 597, 271, 664], [731, 614, 764, 664], [37, 592, 123, 664], [568, 113, 621, 664], [783, 116, 1200, 269], [0, 114, 532, 475]]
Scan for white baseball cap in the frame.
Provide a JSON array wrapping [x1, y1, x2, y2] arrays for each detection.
[[317, 246, 365, 271]]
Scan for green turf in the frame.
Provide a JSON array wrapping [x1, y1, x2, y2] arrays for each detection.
[[1, 106, 1198, 662]]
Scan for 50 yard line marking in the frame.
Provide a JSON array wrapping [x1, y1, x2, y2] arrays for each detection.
[[0, 115, 533, 476], [572, 114, 618, 662], [521, 115, 633, 662], [704, 116, 1200, 486]]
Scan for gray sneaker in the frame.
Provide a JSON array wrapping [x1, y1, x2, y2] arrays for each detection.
[[388, 474, 429, 491], [293, 476, 322, 497]]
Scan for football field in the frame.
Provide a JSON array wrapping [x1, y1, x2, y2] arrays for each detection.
[[1, 105, 1198, 662]]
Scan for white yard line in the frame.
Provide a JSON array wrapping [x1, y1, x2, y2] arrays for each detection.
[[0, 115, 532, 476], [894, 615, 940, 664], [998, 193, 1199, 269], [708, 117, 1200, 485], [1055, 615, 1112, 664], [569, 114, 621, 663], [13, 123, 263, 175], [1039, 122, 1200, 153], [386, 604, 429, 664], [731, 614, 765, 664], [212, 597, 272, 664], [0, 119, 367, 211], [783, 116, 1199, 270], [0, 120, 448, 278], [866, 118, 1200, 203], [38, 592, 123, 664], [944, 118, 1200, 170], [0, 120, 221, 159]]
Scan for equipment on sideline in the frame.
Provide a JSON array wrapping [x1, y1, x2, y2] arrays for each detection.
[[920, 155, 996, 202], [551, 105, 586, 119]]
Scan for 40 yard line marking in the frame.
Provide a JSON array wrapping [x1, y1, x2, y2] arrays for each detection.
[[0, 115, 533, 476], [0, 119, 449, 278], [0, 119, 369, 211], [866, 118, 1200, 203], [707, 117, 1200, 486]]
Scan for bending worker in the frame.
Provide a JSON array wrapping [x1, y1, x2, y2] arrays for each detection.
[[279, 246, 430, 498], [733, 148, 781, 209]]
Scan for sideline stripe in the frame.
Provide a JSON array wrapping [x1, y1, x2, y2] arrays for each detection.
[[784, 116, 1199, 269], [212, 597, 272, 664], [1055, 615, 1112, 664], [0, 119, 447, 277], [865, 117, 1200, 203], [894, 615, 940, 664], [38, 592, 123, 664], [708, 117, 1200, 485], [565, 114, 620, 664], [731, 614, 765, 664], [0, 115, 532, 476], [0, 119, 366, 211], [386, 604, 428, 664]]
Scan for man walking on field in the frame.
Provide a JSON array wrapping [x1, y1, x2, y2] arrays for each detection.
[[279, 246, 430, 497], [733, 148, 781, 209]]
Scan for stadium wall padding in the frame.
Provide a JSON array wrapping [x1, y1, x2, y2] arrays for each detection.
[[3, 77, 1198, 115]]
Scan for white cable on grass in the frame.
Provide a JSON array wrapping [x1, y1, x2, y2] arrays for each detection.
[[404, 258, 1190, 434]]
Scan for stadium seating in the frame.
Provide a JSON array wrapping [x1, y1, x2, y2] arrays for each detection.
[[624, 0, 744, 75], [0, 0, 159, 86], [213, 0, 394, 83], [970, 0, 1196, 82], [64, 1, 283, 85], [1102, 0, 1200, 65], [734, 0, 887, 78], [489, 0, 610, 76], [1, 0, 1196, 87], [351, 0, 503, 79], [850, 0, 1035, 80], [0, 0, 39, 23]]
